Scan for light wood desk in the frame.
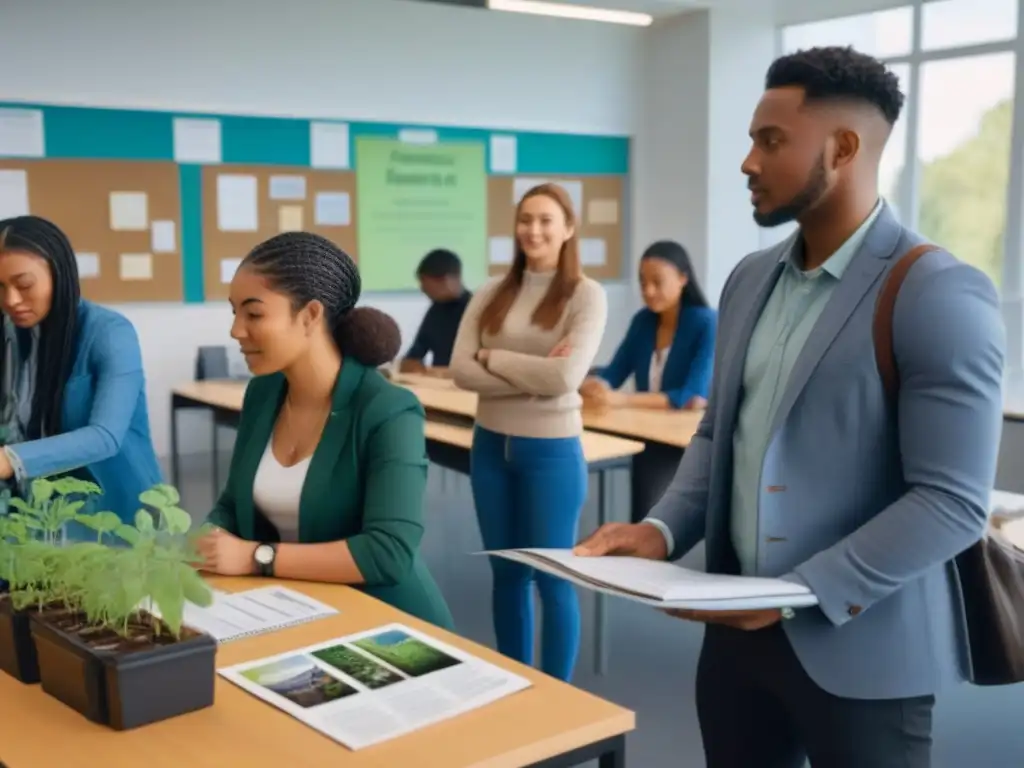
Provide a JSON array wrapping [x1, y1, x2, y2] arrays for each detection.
[[0, 578, 634, 768]]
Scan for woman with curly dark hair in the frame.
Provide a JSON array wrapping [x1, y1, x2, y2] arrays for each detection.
[[198, 231, 453, 630]]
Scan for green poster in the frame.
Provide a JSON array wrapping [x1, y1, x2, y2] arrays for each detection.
[[355, 137, 487, 291]]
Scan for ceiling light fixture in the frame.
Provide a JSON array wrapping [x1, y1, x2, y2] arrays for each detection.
[[487, 0, 653, 26]]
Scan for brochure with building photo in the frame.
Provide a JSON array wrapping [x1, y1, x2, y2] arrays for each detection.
[[218, 622, 532, 750]]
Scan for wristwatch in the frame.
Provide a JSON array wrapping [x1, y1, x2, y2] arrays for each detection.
[[253, 543, 277, 577], [780, 606, 796, 621]]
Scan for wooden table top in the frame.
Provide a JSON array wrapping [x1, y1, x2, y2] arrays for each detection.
[[173, 380, 644, 463], [0, 578, 634, 768], [399, 380, 699, 449], [424, 420, 643, 464]]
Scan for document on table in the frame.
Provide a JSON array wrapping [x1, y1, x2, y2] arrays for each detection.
[[219, 622, 532, 750], [481, 548, 819, 611], [182, 586, 339, 642]]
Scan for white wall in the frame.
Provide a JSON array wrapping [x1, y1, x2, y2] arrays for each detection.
[[634, 7, 776, 305], [1, 0, 645, 457]]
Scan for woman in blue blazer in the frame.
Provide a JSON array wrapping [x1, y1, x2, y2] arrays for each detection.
[[581, 240, 716, 410], [0, 216, 162, 525]]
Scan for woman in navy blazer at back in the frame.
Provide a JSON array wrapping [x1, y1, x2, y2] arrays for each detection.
[[581, 240, 715, 411], [0, 216, 162, 527]]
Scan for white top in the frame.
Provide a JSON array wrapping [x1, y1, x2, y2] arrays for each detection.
[[648, 348, 669, 393], [252, 440, 311, 543]]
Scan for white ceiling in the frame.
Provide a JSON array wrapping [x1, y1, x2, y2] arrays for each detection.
[[546, 0, 912, 24]]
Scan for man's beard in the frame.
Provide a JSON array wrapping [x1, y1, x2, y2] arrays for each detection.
[[752, 153, 828, 228]]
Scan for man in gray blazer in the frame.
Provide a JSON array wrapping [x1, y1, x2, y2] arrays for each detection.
[[577, 46, 1005, 767]]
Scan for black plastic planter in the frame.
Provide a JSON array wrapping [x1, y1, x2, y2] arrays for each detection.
[[0, 596, 40, 684], [30, 615, 217, 730]]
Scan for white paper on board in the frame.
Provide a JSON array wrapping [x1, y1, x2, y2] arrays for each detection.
[[488, 236, 514, 266], [398, 128, 438, 145], [489, 135, 517, 173], [150, 220, 177, 253], [0, 109, 44, 158], [0, 170, 29, 219], [220, 258, 242, 285], [119, 253, 153, 281], [587, 198, 619, 226], [216, 175, 258, 232], [310, 122, 350, 169], [109, 192, 149, 231], [513, 177, 583, 219], [580, 238, 607, 267], [269, 175, 307, 201], [173, 118, 222, 164], [75, 253, 100, 279], [314, 192, 350, 226], [278, 205, 304, 232]]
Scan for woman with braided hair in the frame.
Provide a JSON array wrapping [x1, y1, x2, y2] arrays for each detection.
[[197, 231, 454, 629], [0, 215, 162, 523]]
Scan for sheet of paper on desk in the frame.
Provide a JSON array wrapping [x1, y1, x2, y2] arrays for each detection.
[[181, 585, 339, 643], [481, 548, 819, 611], [219, 622, 532, 750]]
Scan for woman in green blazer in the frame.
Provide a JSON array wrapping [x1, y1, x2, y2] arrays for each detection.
[[197, 232, 453, 630]]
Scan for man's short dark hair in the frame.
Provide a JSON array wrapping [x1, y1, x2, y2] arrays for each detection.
[[416, 248, 462, 279], [765, 46, 904, 126]]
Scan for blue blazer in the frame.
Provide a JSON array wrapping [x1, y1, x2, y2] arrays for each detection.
[[11, 300, 162, 522], [648, 203, 1004, 698], [596, 306, 716, 408]]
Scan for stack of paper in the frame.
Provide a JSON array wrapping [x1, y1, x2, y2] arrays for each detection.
[[483, 549, 818, 611]]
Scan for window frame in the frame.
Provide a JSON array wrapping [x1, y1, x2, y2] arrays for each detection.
[[778, 0, 1024, 378]]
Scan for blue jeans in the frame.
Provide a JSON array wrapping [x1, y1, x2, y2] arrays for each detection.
[[470, 425, 587, 682]]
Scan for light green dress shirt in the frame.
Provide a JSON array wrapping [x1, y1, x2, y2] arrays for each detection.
[[730, 202, 883, 574], [643, 202, 884, 568]]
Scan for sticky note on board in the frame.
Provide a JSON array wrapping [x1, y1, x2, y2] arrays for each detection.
[[587, 199, 619, 226], [580, 238, 607, 267], [278, 205, 304, 233], [488, 236, 514, 265], [76, 253, 100, 279], [110, 192, 149, 231], [314, 192, 350, 226], [0, 170, 29, 219], [489, 135, 517, 173], [269, 175, 307, 201], [173, 117, 222, 164], [217, 174, 259, 232], [220, 258, 242, 285], [151, 220, 177, 253], [119, 253, 153, 281], [0, 109, 44, 158], [310, 122, 350, 169]]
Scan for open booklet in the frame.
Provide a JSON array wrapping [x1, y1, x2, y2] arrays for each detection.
[[219, 622, 532, 750], [482, 549, 819, 611], [177, 586, 339, 643]]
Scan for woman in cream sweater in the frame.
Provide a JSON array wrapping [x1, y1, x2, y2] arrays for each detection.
[[450, 183, 608, 682]]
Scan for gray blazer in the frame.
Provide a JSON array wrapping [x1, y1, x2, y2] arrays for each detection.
[[649, 203, 1006, 699]]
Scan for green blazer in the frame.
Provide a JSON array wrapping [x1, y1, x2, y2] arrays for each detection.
[[207, 359, 454, 630]]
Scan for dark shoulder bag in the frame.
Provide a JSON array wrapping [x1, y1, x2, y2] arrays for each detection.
[[874, 244, 1024, 686]]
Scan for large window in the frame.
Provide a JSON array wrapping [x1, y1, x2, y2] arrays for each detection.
[[781, 0, 1020, 290], [917, 52, 1015, 286]]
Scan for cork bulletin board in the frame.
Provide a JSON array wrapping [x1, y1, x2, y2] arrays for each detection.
[[200, 165, 357, 301], [0, 103, 630, 302], [486, 175, 626, 281], [0, 159, 183, 302]]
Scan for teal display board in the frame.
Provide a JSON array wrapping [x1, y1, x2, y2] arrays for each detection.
[[0, 102, 630, 303]]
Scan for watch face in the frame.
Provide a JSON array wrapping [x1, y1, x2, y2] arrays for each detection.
[[254, 544, 275, 565]]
